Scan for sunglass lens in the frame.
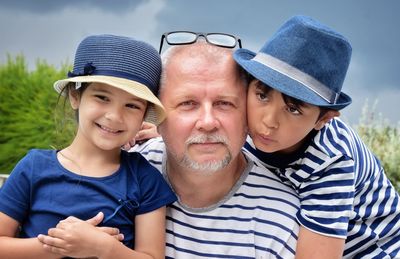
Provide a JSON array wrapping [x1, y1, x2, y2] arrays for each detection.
[[166, 32, 197, 44], [207, 34, 237, 48]]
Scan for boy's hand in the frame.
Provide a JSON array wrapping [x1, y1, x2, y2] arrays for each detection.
[[122, 121, 160, 150]]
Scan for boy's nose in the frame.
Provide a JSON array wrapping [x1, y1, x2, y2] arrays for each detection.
[[262, 108, 279, 129]]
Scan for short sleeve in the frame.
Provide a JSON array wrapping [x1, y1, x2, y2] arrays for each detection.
[[0, 151, 33, 223], [134, 154, 177, 215], [296, 155, 355, 238]]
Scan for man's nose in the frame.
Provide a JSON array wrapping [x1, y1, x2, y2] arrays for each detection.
[[195, 103, 220, 131]]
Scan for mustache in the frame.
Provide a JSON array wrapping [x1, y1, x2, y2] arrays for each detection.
[[186, 134, 228, 145]]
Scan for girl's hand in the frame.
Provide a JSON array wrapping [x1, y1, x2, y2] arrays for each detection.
[[37, 212, 122, 258]]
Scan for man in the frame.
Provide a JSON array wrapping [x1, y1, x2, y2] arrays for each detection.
[[135, 38, 300, 258], [39, 34, 301, 258]]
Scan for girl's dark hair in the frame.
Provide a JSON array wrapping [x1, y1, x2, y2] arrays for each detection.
[[55, 82, 90, 125]]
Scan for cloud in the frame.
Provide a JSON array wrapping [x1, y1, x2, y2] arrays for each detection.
[[0, 0, 147, 14], [0, 0, 399, 125], [0, 0, 166, 68]]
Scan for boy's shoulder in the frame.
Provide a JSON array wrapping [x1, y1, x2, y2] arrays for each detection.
[[131, 137, 165, 163], [312, 117, 359, 158]]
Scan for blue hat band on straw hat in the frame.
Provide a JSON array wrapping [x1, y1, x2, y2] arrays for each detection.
[[53, 34, 166, 124], [252, 52, 339, 104], [68, 64, 155, 92]]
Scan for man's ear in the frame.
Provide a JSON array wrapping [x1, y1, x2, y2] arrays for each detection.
[[69, 88, 81, 110], [314, 110, 340, 130]]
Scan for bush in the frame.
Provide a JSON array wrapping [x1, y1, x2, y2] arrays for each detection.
[[0, 55, 399, 193], [355, 100, 400, 191], [0, 55, 74, 173]]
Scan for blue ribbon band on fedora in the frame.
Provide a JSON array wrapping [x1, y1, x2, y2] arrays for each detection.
[[252, 52, 340, 104]]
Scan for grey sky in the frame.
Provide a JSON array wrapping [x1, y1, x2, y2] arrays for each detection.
[[1, 0, 399, 126]]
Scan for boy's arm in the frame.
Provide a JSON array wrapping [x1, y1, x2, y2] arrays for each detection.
[[0, 212, 60, 259], [295, 226, 345, 259]]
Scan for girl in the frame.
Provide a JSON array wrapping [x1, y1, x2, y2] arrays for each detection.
[[0, 34, 177, 259]]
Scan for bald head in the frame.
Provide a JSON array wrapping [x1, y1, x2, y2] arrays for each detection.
[[157, 42, 249, 173], [159, 42, 247, 95]]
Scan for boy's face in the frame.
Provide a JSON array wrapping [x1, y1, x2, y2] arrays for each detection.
[[247, 80, 334, 154], [69, 82, 147, 152]]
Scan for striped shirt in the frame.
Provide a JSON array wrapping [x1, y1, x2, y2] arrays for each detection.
[[245, 117, 400, 258], [135, 137, 300, 258]]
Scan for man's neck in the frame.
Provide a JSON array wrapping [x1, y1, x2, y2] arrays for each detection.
[[165, 152, 247, 209]]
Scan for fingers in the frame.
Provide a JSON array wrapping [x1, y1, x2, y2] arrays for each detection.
[[97, 226, 124, 241], [136, 123, 159, 143], [86, 212, 104, 226], [37, 233, 68, 255], [113, 233, 125, 241]]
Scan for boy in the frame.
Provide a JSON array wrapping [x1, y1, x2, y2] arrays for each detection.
[[234, 15, 400, 258]]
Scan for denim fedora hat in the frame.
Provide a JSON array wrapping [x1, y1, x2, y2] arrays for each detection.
[[234, 15, 352, 110], [54, 34, 165, 124]]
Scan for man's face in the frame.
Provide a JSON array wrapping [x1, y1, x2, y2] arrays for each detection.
[[159, 49, 248, 172]]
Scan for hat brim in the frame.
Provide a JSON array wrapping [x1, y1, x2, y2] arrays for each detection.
[[234, 49, 352, 110], [54, 75, 165, 125]]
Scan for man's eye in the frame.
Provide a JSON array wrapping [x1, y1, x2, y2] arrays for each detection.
[[180, 101, 196, 107], [216, 101, 234, 107]]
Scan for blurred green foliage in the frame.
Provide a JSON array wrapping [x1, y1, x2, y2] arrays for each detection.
[[0, 55, 75, 173], [355, 101, 400, 191], [0, 55, 399, 192]]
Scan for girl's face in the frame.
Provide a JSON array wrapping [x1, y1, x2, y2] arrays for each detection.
[[69, 82, 147, 152], [247, 80, 334, 154]]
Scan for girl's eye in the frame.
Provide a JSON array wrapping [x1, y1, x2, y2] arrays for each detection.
[[126, 103, 144, 110], [94, 95, 108, 101], [126, 104, 138, 109]]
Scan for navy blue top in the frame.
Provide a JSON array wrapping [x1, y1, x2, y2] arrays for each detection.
[[0, 149, 177, 248]]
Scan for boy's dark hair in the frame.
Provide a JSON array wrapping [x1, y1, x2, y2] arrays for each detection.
[[249, 77, 331, 121]]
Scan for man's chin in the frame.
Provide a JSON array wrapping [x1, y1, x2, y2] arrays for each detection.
[[182, 154, 232, 172]]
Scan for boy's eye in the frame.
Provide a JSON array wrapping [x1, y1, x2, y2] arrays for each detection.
[[287, 105, 301, 115], [256, 92, 268, 101]]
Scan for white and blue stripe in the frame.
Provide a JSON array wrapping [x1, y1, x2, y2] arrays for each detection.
[[135, 138, 300, 258], [245, 117, 400, 258]]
